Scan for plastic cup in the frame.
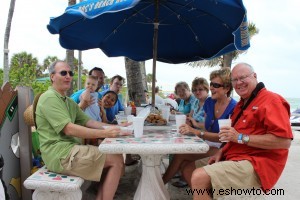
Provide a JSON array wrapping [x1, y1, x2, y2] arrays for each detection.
[[136, 107, 143, 115], [124, 107, 132, 116], [175, 115, 186, 136], [133, 117, 144, 138], [218, 119, 231, 142], [161, 106, 170, 122]]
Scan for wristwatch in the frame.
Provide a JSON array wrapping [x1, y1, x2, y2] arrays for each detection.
[[242, 134, 250, 144], [200, 131, 205, 139]]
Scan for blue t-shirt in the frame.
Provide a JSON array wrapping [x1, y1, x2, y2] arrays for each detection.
[[100, 89, 124, 122], [203, 97, 237, 133], [178, 95, 196, 114], [70, 89, 102, 104]]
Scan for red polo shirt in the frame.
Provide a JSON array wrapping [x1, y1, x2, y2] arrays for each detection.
[[222, 88, 293, 191]]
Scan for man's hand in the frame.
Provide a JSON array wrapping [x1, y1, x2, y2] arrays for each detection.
[[104, 126, 121, 138], [208, 149, 223, 164]]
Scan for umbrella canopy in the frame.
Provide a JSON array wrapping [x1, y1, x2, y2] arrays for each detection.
[[47, 0, 250, 105]]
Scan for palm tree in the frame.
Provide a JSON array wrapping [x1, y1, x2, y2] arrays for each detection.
[[125, 58, 148, 105], [3, 0, 16, 82], [66, 0, 77, 96], [188, 22, 259, 69]]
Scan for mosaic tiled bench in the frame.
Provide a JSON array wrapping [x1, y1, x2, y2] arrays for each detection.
[[23, 166, 84, 200]]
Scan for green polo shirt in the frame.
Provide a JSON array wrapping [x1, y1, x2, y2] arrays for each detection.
[[36, 87, 90, 172]]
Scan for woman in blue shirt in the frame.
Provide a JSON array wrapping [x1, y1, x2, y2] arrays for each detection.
[[163, 68, 237, 187], [175, 81, 196, 114]]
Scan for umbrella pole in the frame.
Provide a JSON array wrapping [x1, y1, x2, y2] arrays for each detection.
[[151, 0, 159, 109]]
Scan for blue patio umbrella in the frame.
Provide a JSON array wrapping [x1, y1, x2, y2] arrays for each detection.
[[47, 0, 250, 106]]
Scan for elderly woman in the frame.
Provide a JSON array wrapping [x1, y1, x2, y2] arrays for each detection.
[[163, 68, 237, 187], [175, 81, 196, 114], [186, 77, 209, 129]]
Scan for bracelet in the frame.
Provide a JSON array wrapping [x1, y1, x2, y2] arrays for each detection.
[[237, 133, 244, 144]]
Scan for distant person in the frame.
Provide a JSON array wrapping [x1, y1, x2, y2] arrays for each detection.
[[163, 70, 237, 187], [175, 81, 196, 114], [191, 63, 293, 199], [100, 75, 125, 123], [144, 90, 151, 105], [71, 67, 105, 110], [155, 86, 165, 105], [36, 61, 124, 199]]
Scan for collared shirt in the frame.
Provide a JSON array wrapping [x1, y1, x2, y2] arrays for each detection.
[[36, 87, 90, 172], [178, 95, 196, 114], [222, 88, 293, 191]]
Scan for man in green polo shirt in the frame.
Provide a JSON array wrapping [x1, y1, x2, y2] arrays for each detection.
[[36, 60, 124, 200]]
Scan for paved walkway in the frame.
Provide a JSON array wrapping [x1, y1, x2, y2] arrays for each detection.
[[83, 130, 300, 200]]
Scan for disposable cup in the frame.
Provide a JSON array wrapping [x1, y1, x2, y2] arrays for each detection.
[[161, 106, 170, 122], [136, 107, 143, 115], [218, 119, 231, 142], [175, 115, 186, 135], [124, 107, 132, 116], [133, 117, 144, 138]]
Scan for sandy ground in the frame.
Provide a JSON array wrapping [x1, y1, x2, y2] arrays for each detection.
[[82, 130, 300, 200]]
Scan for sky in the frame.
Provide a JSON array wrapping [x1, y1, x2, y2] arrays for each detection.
[[1, 0, 300, 98]]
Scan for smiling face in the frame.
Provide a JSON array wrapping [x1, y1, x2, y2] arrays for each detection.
[[101, 92, 117, 108], [91, 70, 105, 90], [50, 61, 73, 96], [210, 76, 229, 100], [231, 63, 257, 99]]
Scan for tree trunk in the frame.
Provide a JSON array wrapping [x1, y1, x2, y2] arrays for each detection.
[[66, 0, 76, 96], [222, 52, 235, 68], [125, 58, 147, 106], [3, 0, 16, 82]]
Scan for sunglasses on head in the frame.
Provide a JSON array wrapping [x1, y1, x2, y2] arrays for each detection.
[[56, 70, 74, 77], [210, 82, 224, 88]]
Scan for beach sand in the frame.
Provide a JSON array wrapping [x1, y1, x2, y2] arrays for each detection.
[[82, 130, 300, 200]]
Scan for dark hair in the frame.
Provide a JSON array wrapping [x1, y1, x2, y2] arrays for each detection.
[[110, 75, 124, 84], [89, 67, 104, 75], [174, 81, 190, 95], [102, 90, 118, 106]]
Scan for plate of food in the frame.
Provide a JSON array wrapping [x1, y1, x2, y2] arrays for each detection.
[[145, 113, 167, 126]]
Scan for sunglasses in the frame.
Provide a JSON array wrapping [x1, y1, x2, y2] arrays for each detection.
[[210, 82, 224, 88], [56, 70, 74, 77]]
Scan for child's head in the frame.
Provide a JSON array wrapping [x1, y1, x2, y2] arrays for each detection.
[[101, 90, 118, 108], [85, 75, 98, 92]]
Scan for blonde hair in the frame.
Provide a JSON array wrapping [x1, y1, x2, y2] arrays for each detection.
[[210, 67, 233, 97]]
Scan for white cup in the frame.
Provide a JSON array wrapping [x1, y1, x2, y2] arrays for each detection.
[[136, 107, 143, 115], [124, 107, 132, 116], [133, 117, 144, 138], [160, 106, 170, 122], [175, 115, 186, 135], [218, 119, 232, 142]]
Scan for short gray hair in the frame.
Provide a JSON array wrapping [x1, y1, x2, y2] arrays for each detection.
[[238, 62, 255, 73], [48, 60, 64, 74]]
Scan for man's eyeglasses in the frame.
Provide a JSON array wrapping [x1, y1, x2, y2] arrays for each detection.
[[55, 70, 74, 77], [231, 72, 254, 84], [210, 82, 224, 88]]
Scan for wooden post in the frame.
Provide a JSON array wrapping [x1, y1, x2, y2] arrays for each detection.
[[17, 86, 33, 200]]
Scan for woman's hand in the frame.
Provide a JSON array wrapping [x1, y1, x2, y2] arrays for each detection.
[[179, 124, 196, 135]]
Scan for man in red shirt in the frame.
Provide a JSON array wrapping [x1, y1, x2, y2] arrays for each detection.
[[191, 63, 293, 199]]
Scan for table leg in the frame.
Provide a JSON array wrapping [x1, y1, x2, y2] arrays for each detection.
[[134, 154, 170, 200]]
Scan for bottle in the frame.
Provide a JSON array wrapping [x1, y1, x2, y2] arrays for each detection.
[[130, 101, 136, 116]]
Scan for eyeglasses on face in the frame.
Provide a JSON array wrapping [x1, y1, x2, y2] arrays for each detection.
[[192, 88, 205, 92], [231, 72, 254, 84], [55, 70, 74, 77], [210, 82, 224, 88]]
